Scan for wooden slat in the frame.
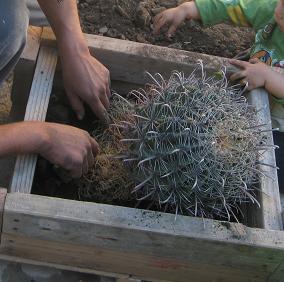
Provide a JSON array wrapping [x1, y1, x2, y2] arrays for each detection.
[[1, 193, 284, 282], [0, 254, 129, 280], [281, 194, 284, 227], [3, 235, 206, 282], [0, 27, 42, 189], [23, 26, 43, 61], [10, 26, 43, 119], [41, 27, 227, 85], [247, 89, 283, 230], [10, 46, 57, 193]]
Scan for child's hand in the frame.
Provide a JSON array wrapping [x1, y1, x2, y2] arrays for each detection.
[[229, 58, 270, 90], [153, 2, 200, 38]]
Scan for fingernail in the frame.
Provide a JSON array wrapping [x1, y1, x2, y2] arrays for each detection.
[[78, 113, 83, 120]]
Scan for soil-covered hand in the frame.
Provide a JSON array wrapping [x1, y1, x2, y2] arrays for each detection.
[[153, 2, 200, 37], [38, 122, 99, 178], [229, 58, 270, 91], [61, 49, 111, 123]]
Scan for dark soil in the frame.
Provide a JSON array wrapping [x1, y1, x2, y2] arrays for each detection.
[[78, 0, 254, 58]]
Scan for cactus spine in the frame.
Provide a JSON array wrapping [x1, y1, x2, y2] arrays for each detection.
[[112, 66, 273, 220]]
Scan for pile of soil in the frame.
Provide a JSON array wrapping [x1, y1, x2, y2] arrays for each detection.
[[78, 0, 254, 58]]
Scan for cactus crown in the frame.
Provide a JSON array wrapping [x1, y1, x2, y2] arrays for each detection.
[[112, 66, 270, 220]]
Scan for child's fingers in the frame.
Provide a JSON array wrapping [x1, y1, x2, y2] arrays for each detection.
[[167, 23, 179, 37], [230, 70, 246, 81], [153, 16, 167, 34], [153, 15, 161, 28], [153, 13, 163, 26], [228, 59, 249, 69]]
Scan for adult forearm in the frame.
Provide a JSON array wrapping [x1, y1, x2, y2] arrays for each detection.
[[37, 0, 111, 123], [37, 0, 89, 56], [0, 122, 46, 157], [0, 121, 100, 178]]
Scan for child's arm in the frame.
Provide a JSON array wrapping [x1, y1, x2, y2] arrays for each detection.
[[154, 0, 274, 37], [229, 59, 284, 99]]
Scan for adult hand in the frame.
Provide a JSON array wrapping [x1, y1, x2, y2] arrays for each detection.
[[229, 58, 270, 91], [0, 121, 99, 178], [39, 122, 99, 178], [36, 0, 111, 123], [61, 49, 111, 123]]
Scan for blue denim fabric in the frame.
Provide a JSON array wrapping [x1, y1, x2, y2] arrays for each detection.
[[0, 0, 47, 84], [0, 0, 29, 83]]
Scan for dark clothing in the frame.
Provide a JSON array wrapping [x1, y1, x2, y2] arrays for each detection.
[[0, 0, 47, 84]]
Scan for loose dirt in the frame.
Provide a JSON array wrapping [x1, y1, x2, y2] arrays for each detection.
[[78, 0, 254, 58]]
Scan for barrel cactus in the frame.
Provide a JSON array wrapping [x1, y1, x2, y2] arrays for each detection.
[[110, 65, 274, 220]]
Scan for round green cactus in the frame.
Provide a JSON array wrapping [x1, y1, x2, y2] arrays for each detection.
[[112, 66, 273, 220]]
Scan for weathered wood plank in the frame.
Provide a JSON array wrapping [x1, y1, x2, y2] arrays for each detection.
[[10, 46, 57, 193], [1, 193, 284, 282], [23, 26, 43, 62], [247, 89, 283, 230], [41, 27, 227, 85], [0, 254, 129, 280], [0, 234, 265, 282]]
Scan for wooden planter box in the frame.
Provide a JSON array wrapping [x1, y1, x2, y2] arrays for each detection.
[[0, 27, 283, 282]]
